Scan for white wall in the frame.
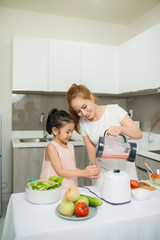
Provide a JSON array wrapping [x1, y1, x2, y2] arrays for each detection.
[[128, 3, 160, 38], [0, 5, 160, 196], [0, 7, 128, 196]]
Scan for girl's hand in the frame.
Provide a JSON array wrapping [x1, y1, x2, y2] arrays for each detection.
[[83, 165, 100, 179], [107, 126, 121, 137]]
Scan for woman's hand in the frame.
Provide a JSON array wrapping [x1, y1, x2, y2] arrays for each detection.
[[107, 114, 143, 139], [107, 126, 121, 136], [83, 165, 100, 179]]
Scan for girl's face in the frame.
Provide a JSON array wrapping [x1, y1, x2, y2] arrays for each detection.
[[71, 96, 95, 120], [55, 122, 75, 144]]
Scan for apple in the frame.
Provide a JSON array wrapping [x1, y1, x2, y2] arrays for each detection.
[[75, 196, 89, 206], [65, 186, 80, 202], [62, 195, 69, 203], [60, 202, 75, 217]]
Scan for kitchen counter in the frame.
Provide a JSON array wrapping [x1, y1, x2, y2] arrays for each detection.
[[2, 185, 160, 240], [12, 131, 160, 161], [135, 132, 160, 162], [12, 130, 84, 148]]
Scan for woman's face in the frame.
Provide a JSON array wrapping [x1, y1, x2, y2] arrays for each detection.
[[71, 97, 95, 120]]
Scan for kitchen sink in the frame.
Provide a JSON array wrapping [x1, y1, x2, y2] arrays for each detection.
[[19, 137, 75, 143], [19, 138, 52, 143], [149, 150, 160, 154]]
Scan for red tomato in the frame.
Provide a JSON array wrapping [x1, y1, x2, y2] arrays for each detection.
[[130, 180, 139, 188], [151, 173, 160, 179], [75, 202, 89, 217]]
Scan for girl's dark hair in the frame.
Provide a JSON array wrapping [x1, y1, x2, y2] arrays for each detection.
[[46, 109, 74, 134]]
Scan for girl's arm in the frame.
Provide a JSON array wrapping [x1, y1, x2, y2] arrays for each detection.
[[46, 143, 99, 178], [107, 114, 143, 139]]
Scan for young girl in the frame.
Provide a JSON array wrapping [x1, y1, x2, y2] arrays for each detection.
[[66, 84, 143, 186], [40, 108, 100, 189]]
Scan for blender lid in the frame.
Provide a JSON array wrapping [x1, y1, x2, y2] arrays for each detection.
[[113, 169, 120, 173], [96, 136, 104, 157]]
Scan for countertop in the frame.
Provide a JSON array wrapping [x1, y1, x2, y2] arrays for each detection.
[[12, 131, 160, 161], [12, 130, 84, 148]]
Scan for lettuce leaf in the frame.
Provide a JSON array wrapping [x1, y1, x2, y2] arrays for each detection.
[[27, 176, 63, 190], [49, 176, 63, 187]]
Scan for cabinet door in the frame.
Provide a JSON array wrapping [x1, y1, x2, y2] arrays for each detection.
[[13, 35, 48, 91], [49, 39, 80, 92], [117, 23, 160, 93], [117, 39, 137, 93], [135, 154, 160, 181], [81, 42, 116, 94], [13, 148, 44, 193], [136, 24, 160, 90], [74, 146, 91, 186]]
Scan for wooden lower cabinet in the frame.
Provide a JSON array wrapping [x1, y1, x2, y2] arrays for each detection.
[[135, 154, 160, 181], [74, 146, 92, 187], [13, 147, 45, 193]]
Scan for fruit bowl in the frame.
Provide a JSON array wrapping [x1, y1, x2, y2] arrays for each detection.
[[148, 169, 160, 186], [25, 179, 62, 204]]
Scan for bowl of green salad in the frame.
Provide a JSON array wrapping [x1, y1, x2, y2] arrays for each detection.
[[25, 176, 63, 204]]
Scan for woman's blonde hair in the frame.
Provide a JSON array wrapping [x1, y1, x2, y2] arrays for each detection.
[[66, 84, 95, 133]]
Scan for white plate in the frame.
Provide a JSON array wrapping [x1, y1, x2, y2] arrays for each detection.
[[55, 204, 97, 221]]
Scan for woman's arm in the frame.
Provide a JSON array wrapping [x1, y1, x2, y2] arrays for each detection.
[[107, 113, 143, 139], [46, 143, 99, 178], [82, 136, 98, 164]]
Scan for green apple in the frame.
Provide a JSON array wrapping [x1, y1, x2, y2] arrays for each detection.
[[60, 202, 75, 217], [75, 196, 89, 206], [62, 195, 69, 203]]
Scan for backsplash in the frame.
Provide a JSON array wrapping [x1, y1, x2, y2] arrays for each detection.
[[127, 93, 160, 133], [12, 93, 127, 130], [12, 92, 160, 134]]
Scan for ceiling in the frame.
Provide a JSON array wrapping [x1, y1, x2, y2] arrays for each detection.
[[0, 0, 160, 25]]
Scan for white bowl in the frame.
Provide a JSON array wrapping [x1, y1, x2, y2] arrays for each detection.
[[25, 185, 62, 204], [131, 189, 151, 201]]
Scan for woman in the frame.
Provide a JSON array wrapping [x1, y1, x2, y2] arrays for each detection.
[[66, 84, 143, 187]]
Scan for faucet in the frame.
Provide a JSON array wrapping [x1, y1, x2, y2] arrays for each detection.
[[147, 128, 152, 143], [40, 112, 48, 141]]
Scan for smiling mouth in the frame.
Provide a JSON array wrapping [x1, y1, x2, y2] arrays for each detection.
[[86, 113, 91, 118]]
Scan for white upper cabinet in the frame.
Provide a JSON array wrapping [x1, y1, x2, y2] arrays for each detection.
[[48, 39, 80, 92], [117, 38, 137, 93], [117, 23, 160, 93], [13, 23, 160, 94], [81, 42, 116, 94], [136, 24, 160, 90], [13, 36, 48, 91]]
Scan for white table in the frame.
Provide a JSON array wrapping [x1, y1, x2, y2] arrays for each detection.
[[2, 185, 160, 240]]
